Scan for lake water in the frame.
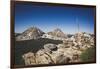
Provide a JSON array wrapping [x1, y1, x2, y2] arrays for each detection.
[[14, 38, 63, 65]]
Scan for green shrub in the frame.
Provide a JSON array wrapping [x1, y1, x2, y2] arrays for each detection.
[[80, 47, 96, 62]]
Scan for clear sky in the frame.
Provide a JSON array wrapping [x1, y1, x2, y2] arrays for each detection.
[[15, 3, 95, 34]]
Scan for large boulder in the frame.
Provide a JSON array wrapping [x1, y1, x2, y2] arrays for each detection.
[[36, 49, 55, 64], [36, 52, 54, 64], [44, 43, 58, 53], [22, 52, 36, 65]]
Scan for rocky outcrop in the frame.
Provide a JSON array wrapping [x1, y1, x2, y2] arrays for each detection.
[[55, 53, 71, 64], [22, 32, 94, 65], [22, 52, 36, 65], [44, 43, 57, 53], [36, 50, 55, 64], [16, 27, 44, 41]]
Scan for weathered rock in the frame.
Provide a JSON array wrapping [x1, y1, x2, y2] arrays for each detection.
[[62, 39, 74, 48], [22, 52, 36, 65], [44, 43, 58, 53], [56, 54, 70, 64], [36, 49, 45, 56], [57, 44, 65, 48], [36, 52, 54, 64], [36, 49, 58, 64], [36, 47, 72, 64]]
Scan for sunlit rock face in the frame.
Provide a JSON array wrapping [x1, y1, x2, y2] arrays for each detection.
[[22, 52, 36, 65], [16, 27, 44, 41], [42, 28, 68, 40], [48, 28, 68, 38]]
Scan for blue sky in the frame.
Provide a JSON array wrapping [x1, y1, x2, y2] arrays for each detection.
[[15, 3, 95, 34]]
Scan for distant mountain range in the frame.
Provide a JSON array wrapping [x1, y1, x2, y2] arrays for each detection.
[[15, 27, 68, 41], [15, 26, 93, 41]]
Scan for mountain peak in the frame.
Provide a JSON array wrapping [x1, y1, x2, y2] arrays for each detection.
[[47, 28, 67, 38], [16, 26, 44, 41]]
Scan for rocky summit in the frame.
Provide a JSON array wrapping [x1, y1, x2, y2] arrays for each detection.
[[48, 28, 67, 38], [16, 27, 44, 41], [42, 28, 68, 40]]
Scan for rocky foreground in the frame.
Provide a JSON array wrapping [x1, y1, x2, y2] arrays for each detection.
[[22, 32, 95, 65]]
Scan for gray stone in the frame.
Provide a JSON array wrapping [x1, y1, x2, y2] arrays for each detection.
[[44, 43, 58, 53], [22, 52, 36, 65]]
